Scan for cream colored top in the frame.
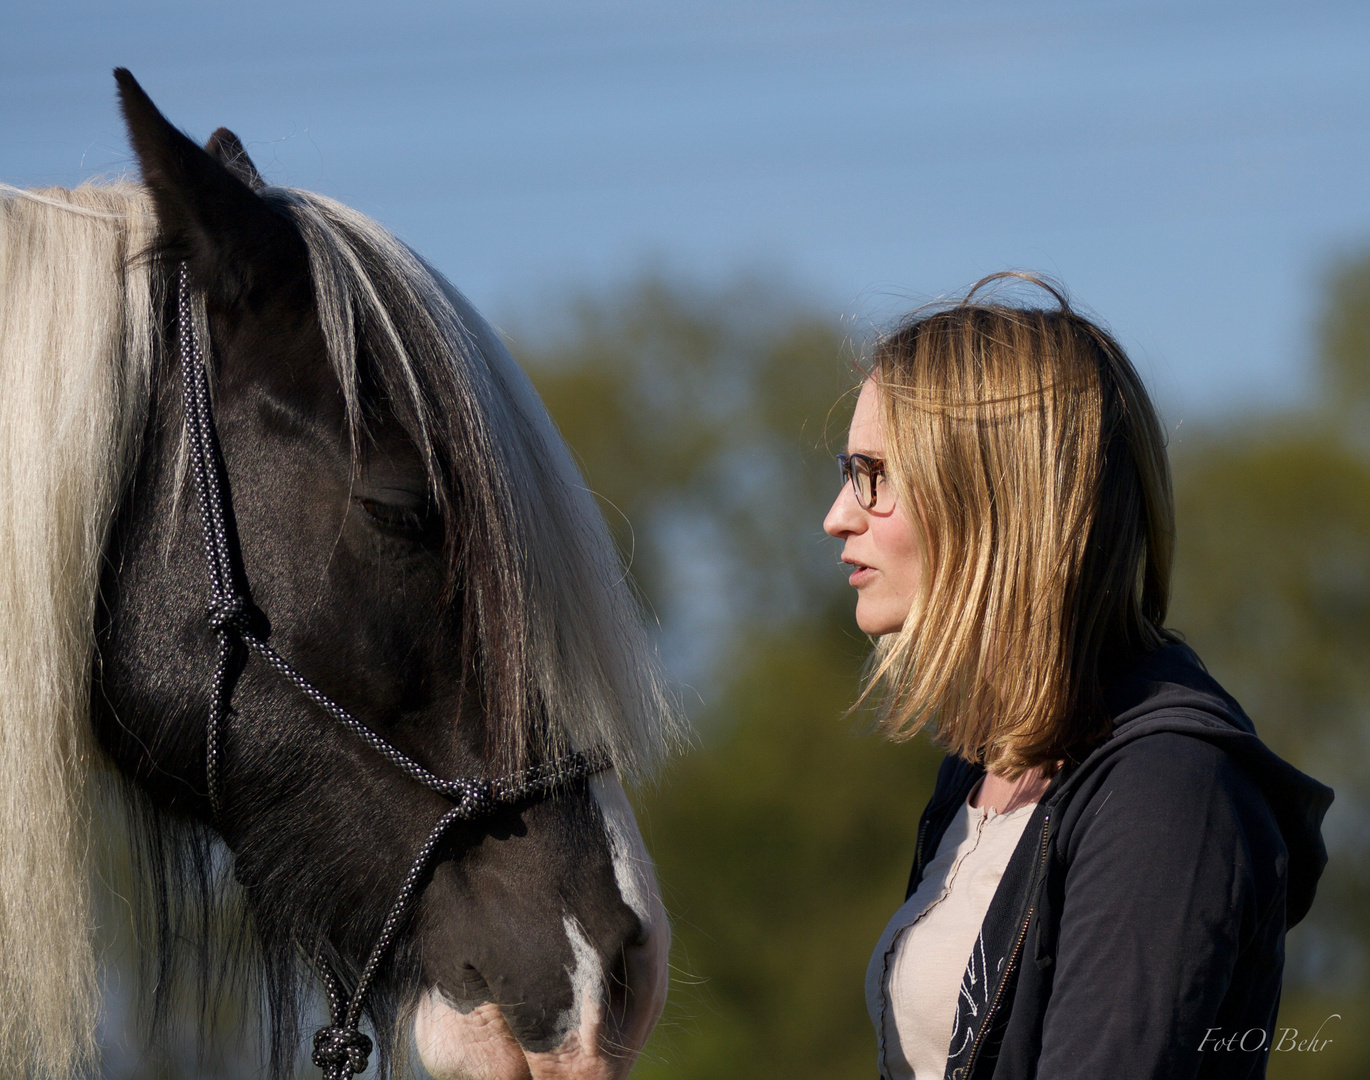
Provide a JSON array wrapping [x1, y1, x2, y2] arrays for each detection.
[[866, 788, 1037, 1080]]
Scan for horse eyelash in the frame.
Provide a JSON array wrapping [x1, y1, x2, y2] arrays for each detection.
[[356, 496, 430, 533]]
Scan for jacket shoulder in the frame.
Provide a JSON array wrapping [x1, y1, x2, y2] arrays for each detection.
[[1059, 730, 1287, 893]]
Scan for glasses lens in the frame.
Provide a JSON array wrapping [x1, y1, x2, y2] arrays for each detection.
[[858, 462, 880, 508], [839, 455, 877, 508]]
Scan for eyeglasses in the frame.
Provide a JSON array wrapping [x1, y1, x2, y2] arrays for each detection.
[[836, 453, 886, 509]]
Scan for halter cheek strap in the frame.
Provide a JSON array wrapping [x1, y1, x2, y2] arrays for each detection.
[[175, 263, 612, 1079]]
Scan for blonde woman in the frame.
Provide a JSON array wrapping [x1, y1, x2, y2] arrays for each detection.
[[824, 275, 1334, 1080]]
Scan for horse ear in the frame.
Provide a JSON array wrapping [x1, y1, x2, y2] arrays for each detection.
[[115, 68, 306, 307], [205, 128, 266, 192]]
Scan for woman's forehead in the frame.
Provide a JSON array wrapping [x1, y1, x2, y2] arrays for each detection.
[[848, 379, 884, 452]]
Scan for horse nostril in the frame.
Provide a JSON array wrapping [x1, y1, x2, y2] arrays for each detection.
[[436, 963, 492, 1013]]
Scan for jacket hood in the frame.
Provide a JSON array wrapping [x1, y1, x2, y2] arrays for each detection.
[[1055, 643, 1335, 927]]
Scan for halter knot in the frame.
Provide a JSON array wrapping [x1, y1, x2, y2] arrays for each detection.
[[312, 1025, 373, 1077], [457, 779, 495, 818], [207, 595, 250, 632]]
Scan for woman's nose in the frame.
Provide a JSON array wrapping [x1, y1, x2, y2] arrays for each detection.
[[823, 483, 865, 538]]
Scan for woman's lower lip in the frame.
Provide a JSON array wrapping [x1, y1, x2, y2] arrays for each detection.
[[848, 566, 875, 586]]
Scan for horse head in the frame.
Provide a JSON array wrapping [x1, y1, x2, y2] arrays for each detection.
[[81, 71, 677, 1079]]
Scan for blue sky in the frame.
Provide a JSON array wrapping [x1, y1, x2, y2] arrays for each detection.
[[5, 0, 1369, 423]]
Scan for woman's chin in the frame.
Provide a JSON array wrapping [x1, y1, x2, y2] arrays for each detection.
[[856, 612, 905, 637]]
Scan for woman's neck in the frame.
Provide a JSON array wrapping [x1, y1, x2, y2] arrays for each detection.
[[969, 764, 1053, 814]]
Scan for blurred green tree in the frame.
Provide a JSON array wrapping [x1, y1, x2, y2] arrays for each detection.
[[1320, 255, 1370, 432], [517, 274, 860, 685], [1167, 255, 1370, 1080]]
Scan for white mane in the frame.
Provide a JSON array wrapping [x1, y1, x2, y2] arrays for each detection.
[[0, 180, 679, 1078], [0, 182, 156, 1078]]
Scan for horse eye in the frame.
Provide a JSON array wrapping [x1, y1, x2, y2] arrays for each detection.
[[357, 496, 434, 535]]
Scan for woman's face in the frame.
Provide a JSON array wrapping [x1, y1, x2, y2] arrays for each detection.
[[823, 379, 923, 636]]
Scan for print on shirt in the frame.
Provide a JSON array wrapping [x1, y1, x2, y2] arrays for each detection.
[[948, 931, 987, 1059], [946, 930, 1011, 1079]]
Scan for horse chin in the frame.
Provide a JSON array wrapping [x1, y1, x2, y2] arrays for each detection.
[[415, 991, 531, 1080], [414, 985, 649, 1080]]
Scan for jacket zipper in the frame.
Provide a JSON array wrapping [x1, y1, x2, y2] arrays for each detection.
[[912, 817, 931, 885], [961, 810, 1052, 1079]]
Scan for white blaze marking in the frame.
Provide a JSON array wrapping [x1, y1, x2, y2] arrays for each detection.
[[557, 915, 605, 1042], [588, 775, 658, 928]]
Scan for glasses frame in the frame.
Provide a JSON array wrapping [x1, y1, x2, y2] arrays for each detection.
[[837, 452, 886, 510]]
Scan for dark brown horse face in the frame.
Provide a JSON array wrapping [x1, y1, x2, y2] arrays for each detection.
[[92, 72, 667, 1079]]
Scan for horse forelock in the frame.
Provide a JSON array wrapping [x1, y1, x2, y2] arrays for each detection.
[[262, 188, 682, 778]]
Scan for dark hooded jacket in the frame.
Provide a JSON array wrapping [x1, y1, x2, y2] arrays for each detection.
[[889, 644, 1334, 1080]]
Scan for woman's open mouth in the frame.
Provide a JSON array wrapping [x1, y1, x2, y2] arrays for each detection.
[[845, 561, 875, 587]]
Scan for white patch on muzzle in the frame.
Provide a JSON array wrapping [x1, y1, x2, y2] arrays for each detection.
[[415, 990, 531, 1080]]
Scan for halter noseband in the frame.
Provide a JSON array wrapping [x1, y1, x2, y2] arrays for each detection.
[[175, 264, 612, 1079]]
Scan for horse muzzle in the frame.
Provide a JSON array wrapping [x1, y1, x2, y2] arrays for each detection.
[[414, 774, 669, 1080], [414, 909, 668, 1080]]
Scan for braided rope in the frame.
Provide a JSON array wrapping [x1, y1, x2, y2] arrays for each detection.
[[178, 265, 245, 819], [174, 265, 612, 1077]]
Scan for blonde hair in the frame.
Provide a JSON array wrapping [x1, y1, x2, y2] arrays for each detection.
[[863, 273, 1175, 777], [0, 182, 156, 1077]]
